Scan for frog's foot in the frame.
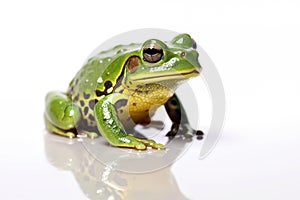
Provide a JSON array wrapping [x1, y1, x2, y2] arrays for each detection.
[[195, 130, 204, 140], [115, 135, 165, 150], [166, 123, 204, 140], [135, 137, 165, 150], [78, 131, 99, 139], [45, 115, 76, 138], [166, 123, 180, 138], [45, 91, 81, 138]]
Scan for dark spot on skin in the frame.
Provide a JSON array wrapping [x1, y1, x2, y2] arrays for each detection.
[[88, 114, 95, 121], [75, 79, 79, 85], [119, 89, 124, 93], [137, 90, 143, 95], [82, 119, 88, 127], [104, 81, 113, 89], [70, 86, 74, 92], [119, 109, 123, 114], [83, 92, 90, 99], [132, 103, 136, 106], [89, 99, 98, 110], [89, 101, 95, 109], [80, 100, 85, 107], [170, 99, 178, 106], [114, 99, 128, 109], [95, 90, 105, 97], [73, 94, 79, 102], [84, 107, 89, 116], [129, 81, 133, 85], [126, 117, 131, 122]]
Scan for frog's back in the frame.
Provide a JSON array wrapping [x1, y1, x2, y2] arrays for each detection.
[[67, 43, 140, 97], [67, 57, 110, 96], [66, 43, 140, 129]]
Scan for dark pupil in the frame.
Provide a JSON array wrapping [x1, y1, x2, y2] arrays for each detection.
[[143, 48, 163, 63]]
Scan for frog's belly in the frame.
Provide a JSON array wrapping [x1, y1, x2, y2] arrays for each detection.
[[126, 84, 172, 125], [130, 105, 160, 124], [128, 99, 169, 125], [116, 108, 158, 131]]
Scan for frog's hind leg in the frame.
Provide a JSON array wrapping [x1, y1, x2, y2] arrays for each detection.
[[44, 115, 77, 138], [164, 94, 204, 140], [44, 91, 81, 138]]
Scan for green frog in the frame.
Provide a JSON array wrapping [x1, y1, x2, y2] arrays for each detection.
[[45, 33, 203, 150]]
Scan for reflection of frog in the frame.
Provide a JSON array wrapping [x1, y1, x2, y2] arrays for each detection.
[[45, 34, 203, 150], [44, 134, 190, 200]]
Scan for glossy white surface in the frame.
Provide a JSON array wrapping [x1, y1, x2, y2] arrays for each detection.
[[0, 0, 300, 199]]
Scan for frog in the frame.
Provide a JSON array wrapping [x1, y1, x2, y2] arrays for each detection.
[[44, 33, 203, 150]]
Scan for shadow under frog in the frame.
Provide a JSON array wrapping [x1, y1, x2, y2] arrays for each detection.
[[44, 133, 192, 200]]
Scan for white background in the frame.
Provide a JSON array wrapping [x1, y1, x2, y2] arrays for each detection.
[[0, 0, 300, 199]]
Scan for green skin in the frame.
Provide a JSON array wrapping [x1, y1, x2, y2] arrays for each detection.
[[45, 34, 202, 150]]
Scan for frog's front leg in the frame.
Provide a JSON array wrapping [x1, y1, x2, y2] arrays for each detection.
[[45, 91, 81, 138], [164, 94, 204, 140], [94, 94, 165, 150]]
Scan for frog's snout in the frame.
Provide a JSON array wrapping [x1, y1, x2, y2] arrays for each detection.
[[191, 68, 201, 76], [195, 66, 202, 74]]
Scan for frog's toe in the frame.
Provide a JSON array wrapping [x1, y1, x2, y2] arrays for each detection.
[[113, 135, 164, 150], [88, 132, 99, 139], [195, 130, 204, 140], [66, 132, 76, 138], [136, 138, 165, 150], [134, 142, 147, 150], [116, 135, 147, 150], [151, 142, 165, 150], [80, 131, 99, 139]]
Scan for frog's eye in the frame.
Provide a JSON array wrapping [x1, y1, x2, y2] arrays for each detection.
[[143, 43, 163, 63]]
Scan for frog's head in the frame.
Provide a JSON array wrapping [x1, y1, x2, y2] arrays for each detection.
[[122, 34, 201, 90]]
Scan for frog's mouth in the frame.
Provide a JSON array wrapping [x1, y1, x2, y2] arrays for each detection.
[[133, 69, 200, 82]]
